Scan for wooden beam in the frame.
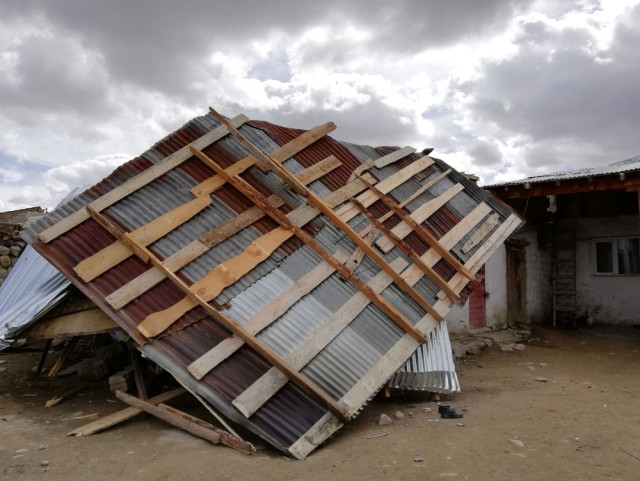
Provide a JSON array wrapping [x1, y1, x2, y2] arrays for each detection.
[[375, 183, 464, 252], [187, 252, 349, 380], [203, 112, 442, 325], [25, 309, 119, 340], [38, 115, 249, 243], [47, 337, 79, 377], [373, 146, 416, 168], [232, 257, 408, 418], [355, 173, 474, 281], [190, 147, 428, 344], [137, 174, 375, 338], [106, 156, 340, 311], [350, 197, 460, 301], [282, 155, 341, 186], [68, 388, 185, 436], [461, 213, 499, 253], [75, 195, 212, 282], [190, 122, 336, 196], [86, 207, 350, 421], [115, 391, 255, 455]]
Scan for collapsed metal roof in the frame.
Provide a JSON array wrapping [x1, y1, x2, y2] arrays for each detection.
[[22, 109, 521, 458]]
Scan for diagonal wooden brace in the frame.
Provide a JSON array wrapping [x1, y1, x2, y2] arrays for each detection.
[[84, 206, 351, 422], [354, 173, 475, 281], [190, 146, 429, 343]]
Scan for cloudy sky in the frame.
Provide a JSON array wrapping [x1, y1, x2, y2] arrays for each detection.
[[1, 0, 639, 210]]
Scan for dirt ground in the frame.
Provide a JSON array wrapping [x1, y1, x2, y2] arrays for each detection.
[[1, 325, 639, 481]]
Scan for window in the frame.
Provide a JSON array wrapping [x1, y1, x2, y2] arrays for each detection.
[[594, 237, 640, 275]]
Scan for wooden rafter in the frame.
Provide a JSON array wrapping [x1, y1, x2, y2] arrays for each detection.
[[206, 108, 442, 326], [84, 205, 351, 421], [349, 197, 460, 301], [190, 146, 428, 344], [355, 173, 475, 281]]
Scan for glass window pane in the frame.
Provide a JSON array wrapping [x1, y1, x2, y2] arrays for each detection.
[[617, 238, 640, 274], [596, 241, 614, 273]]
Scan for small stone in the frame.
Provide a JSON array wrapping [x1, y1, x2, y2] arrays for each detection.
[[535, 377, 548, 383], [0, 256, 11, 268], [9, 245, 21, 257], [378, 413, 392, 426], [414, 455, 423, 462], [509, 439, 524, 447], [0, 246, 9, 256], [422, 407, 432, 414], [407, 411, 414, 417], [0, 367, 6, 373], [456, 422, 464, 427], [538, 363, 548, 367], [394, 411, 405, 420], [500, 344, 514, 352], [476, 363, 485, 368], [39, 444, 48, 450], [41, 460, 49, 467], [513, 343, 526, 351]]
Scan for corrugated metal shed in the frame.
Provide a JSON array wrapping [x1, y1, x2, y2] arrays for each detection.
[[487, 155, 640, 188], [21, 109, 522, 458]]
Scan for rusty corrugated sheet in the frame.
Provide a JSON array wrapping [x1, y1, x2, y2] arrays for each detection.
[[22, 110, 522, 458]]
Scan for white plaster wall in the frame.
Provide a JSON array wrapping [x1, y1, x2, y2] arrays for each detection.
[[575, 215, 640, 324], [444, 301, 470, 336], [485, 245, 508, 329], [518, 228, 553, 324]]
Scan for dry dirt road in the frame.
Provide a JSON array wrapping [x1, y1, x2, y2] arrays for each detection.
[[1, 325, 639, 481]]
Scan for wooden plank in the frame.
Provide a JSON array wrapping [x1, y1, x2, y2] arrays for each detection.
[[156, 403, 255, 454], [372, 146, 416, 168], [39, 115, 249, 243], [114, 391, 254, 454], [137, 227, 293, 338], [288, 412, 344, 460], [350, 197, 460, 301], [191, 122, 336, 196], [232, 257, 408, 418], [75, 195, 212, 282], [199, 116, 442, 327], [335, 156, 435, 221], [25, 309, 119, 340], [105, 194, 284, 310], [106, 155, 341, 311], [68, 388, 185, 436], [344, 228, 377, 273], [376, 183, 464, 252], [461, 213, 499, 253], [190, 156, 256, 197], [191, 146, 428, 344], [355, 173, 474, 281], [136, 173, 375, 337], [187, 252, 349, 380], [283, 155, 341, 186], [289, 204, 500, 459], [47, 337, 79, 377], [88, 207, 350, 421]]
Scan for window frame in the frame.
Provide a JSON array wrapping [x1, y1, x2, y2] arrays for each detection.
[[593, 236, 640, 276]]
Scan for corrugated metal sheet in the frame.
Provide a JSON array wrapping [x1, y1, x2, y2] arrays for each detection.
[[486, 154, 640, 188], [20, 111, 521, 458]]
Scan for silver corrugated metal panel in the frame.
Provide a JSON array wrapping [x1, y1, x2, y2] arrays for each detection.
[[387, 320, 461, 393], [486, 154, 640, 188], [0, 244, 70, 348]]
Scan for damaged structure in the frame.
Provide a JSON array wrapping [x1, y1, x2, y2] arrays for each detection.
[[485, 156, 640, 327], [12, 108, 521, 458]]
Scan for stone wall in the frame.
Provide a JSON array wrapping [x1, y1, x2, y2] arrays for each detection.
[[0, 236, 26, 287]]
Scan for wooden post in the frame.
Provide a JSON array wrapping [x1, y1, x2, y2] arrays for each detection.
[[34, 338, 53, 377], [47, 336, 79, 377], [115, 391, 255, 455]]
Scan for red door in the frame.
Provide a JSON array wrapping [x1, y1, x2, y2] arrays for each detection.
[[468, 265, 486, 329]]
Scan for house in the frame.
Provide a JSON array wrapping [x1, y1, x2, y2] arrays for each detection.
[[17, 108, 520, 457], [482, 156, 640, 327]]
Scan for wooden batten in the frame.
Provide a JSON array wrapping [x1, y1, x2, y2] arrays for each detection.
[[191, 146, 428, 344], [372, 146, 417, 168], [85, 206, 351, 422], [232, 257, 408, 418], [75, 195, 212, 282], [461, 212, 499, 253], [38, 115, 249, 244]]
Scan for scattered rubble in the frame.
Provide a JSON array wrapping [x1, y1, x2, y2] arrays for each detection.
[[379, 414, 393, 426]]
